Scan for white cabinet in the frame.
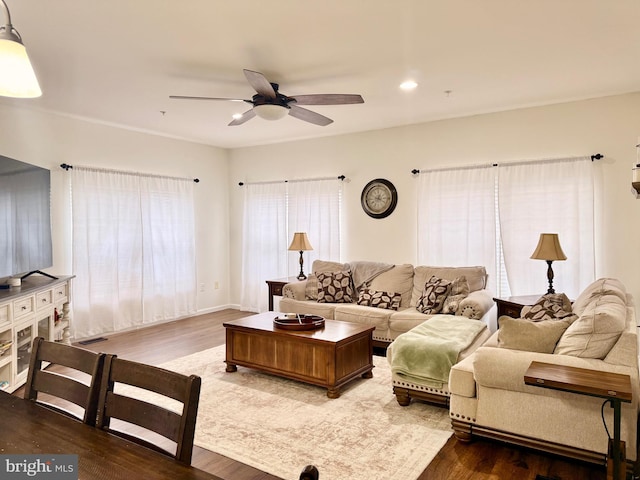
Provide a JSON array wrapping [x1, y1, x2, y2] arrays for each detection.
[[0, 275, 73, 393]]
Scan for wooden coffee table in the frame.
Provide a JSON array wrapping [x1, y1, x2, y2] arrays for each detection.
[[223, 312, 375, 398]]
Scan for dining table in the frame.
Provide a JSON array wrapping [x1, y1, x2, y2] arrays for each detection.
[[0, 391, 224, 480]]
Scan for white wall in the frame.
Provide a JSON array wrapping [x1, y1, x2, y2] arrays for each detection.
[[0, 105, 231, 314], [229, 93, 640, 308], [2, 92, 638, 324]]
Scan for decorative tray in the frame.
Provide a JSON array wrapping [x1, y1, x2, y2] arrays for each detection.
[[273, 314, 325, 330]]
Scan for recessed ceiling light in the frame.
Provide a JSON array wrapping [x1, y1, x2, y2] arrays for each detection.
[[399, 80, 418, 91]]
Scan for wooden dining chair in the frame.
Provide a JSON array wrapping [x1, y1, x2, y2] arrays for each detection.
[[96, 355, 202, 464], [24, 336, 106, 426], [299, 465, 319, 480]]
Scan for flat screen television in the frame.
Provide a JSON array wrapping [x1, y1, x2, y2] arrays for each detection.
[[0, 155, 53, 279]]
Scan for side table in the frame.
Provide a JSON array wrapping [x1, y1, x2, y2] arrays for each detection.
[[493, 294, 543, 319], [265, 276, 300, 311], [524, 361, 632, 480]]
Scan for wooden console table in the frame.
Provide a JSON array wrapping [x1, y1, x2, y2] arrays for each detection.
[[265, 276, 300, 311], [524, 361, 632, 480], [0, 275, 73, 393]]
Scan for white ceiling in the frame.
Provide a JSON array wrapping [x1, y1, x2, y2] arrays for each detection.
[[2, 1, 639, 149]]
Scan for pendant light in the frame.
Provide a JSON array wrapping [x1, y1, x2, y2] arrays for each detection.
[[0, 0, 41, 98]]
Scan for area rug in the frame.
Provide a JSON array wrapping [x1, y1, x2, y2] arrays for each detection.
[[156, 345, 453, 480]]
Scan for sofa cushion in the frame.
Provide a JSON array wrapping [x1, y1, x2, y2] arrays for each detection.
[[442, 276, 470, 315], [411, 266, 487, 306], [571, 277, 626, 317], [388, 308, 434, 336], [368, 264, 415, 308], [279, 298, 337, 319], [497, 316, 571, 353], [554, 291, 627, 359], [416, 276, 452, 314], [521, 293, 576, 322], [317, 271, 354, 303], [334, 304, 392, 330], [357, 289, 402, 311]]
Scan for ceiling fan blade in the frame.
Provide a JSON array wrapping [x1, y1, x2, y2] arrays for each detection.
[[289, 94, 364, 106], [288, 105, 333, 126], [243, 69, 277, 99], [228, 109, 256, 126], [170, 95, 249, 103]]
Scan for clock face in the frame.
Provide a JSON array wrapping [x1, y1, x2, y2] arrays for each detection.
[[361, 178, 398, 218]]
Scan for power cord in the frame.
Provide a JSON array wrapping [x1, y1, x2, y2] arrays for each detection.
[[601, 398, 612, 440]]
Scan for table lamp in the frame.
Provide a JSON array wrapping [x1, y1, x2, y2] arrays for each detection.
[[288, 232, 313, 280], [530, 233, 567, 294]]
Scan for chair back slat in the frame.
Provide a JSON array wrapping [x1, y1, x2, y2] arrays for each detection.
[[104, 391, 181, 441], [97, 355, 201, 464], [24, 337, 105, 426], [31, 370, 91, 408]]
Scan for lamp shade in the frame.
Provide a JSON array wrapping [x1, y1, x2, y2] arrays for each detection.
[[288, 232, 313, 251], [254, 104, 288, 121], [0, 1, 42, 98], [530, 233, 567, 261]]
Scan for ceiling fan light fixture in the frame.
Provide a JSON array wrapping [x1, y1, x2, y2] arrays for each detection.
[[399, 80, 418, 91], [0, 0, 41, 98], [253, 103, 288, 121]]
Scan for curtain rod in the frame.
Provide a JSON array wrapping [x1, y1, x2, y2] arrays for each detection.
[[410, 153, 603, 175], [238, 175, 346, 186], [60, 163, 199, 183]]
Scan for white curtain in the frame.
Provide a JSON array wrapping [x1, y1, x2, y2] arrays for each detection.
[[71, 167, 197, 339], [240, 178, 342, 313], [287, 179, 342, 275], [417, 166, 497, 294], [240, 182, 287, 313], [498, 157, 595, 298]]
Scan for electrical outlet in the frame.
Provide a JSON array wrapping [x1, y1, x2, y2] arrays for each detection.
[[214, 281, 219, 290], [199, 283, 205, 292]]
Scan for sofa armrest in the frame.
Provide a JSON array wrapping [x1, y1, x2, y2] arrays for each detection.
[[458, 289, 494, 320], [282, 280, 308, 300], [473, 345, 636, 394]]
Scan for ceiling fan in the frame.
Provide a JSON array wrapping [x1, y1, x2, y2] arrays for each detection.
[[170, 69, 364, 127]]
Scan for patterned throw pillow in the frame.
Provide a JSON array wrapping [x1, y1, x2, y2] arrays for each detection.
[[357, 289, 402, 311], [317, 271, 354, 303], [442, 276, 470, 314], [522, 293, 576, 322], [416, 276, 452, 314], [305, 273, 318, 300]]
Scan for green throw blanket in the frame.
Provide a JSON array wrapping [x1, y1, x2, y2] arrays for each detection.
[[390, 315, 486, 388]]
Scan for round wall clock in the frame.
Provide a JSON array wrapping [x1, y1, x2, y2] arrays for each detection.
[[361, 178, 398, 218]]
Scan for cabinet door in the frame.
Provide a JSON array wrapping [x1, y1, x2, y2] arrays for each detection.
[[37, 312, 53, 343], [14, 319, 34, 385], [0, 327, 12, 391]]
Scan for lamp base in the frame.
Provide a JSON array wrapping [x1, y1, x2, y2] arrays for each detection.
[[297, 250, 307, 281], [546, 260, 555, 295]]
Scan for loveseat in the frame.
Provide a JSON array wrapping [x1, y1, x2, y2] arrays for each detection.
[[280, 260, 495, 347], [448, 278, 639, 474]]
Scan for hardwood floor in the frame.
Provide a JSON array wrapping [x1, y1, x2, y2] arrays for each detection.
[[25, 309, 608, 480]]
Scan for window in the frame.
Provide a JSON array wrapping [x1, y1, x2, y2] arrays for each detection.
[[70, 167, 197, 338], [240, 178, 342, 312], [417, 157, 597, 299]]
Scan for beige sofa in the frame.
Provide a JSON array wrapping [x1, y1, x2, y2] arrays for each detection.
[[449, 278, 639, 473], [280, 260, 494, 347]]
